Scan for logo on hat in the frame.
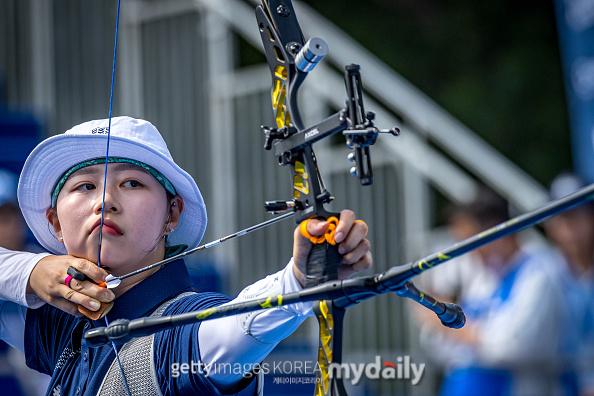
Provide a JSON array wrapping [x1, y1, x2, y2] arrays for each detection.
[[91, 127, 110, 134]]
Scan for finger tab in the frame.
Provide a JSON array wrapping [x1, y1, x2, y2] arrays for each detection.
[[67, 266, 88, 281], [78, 302, 114, 320]]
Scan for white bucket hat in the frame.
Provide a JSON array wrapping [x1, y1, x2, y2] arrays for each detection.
[[18, 116, 207, 255]]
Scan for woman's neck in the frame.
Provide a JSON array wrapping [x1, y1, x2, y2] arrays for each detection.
[[112, 264, 164, 298]]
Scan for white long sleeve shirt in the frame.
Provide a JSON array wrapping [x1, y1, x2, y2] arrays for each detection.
[[0, 248, 313, 388], [0, 247, 49, 307]]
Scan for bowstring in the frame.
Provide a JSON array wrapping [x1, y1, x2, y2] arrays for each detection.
[[100, 1, 131, 394]]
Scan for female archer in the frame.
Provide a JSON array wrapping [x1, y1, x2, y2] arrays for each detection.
[[0, 116, 371, 395]]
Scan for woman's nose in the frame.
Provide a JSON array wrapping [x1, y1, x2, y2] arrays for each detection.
[[93, 187, 119, 214]]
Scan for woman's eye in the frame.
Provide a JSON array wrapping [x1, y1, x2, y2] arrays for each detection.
[[76, 183, 95, 191], [123, 180, 141, 188]]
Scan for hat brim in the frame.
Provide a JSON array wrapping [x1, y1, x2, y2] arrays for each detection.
[[18, 134, 207, 255]]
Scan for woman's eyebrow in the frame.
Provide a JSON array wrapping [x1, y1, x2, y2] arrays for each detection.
[[110, 163, 154, 178], [111, 163, 144, 172], [69, 166, 101, 177], [70, 163, 146, 178]]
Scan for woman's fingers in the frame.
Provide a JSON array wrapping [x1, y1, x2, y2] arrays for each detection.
[[293, 209, 373, 285], [69, 258, 109, 284], [338, 251, 373, 280], [340, 238, 371, 265], [337, 221, 369, 255], [64, 279, 115, 310], [29, 255, 114, 315], [332, 210, 355, 243]]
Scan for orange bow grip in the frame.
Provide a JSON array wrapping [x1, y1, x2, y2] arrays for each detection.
[[299, 216, 339, 245]]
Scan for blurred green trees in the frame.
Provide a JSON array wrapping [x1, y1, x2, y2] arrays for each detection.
[[303, 0, 571, 185]]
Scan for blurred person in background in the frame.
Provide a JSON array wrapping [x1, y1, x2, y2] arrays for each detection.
[[415, 187, 576, 396], [544, 173, 594, 396], [0, 168, 50, 396], [0, 169, 26, 251]]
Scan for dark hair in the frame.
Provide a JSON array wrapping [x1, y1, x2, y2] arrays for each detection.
[[449, 187, 509, 228], [0, 202, 23, 220]]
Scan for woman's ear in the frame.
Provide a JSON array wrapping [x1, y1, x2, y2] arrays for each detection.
[[166, 195, 184, 234], [46, 207, 64, 242]]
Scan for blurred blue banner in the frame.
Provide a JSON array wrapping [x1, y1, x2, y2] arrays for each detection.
[[554, 0, 594, 183]]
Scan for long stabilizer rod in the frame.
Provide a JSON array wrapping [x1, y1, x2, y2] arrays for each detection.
[[85, 183, 594, 347]]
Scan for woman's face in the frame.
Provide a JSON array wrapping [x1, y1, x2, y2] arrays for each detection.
[[48, 163, 181, 276]]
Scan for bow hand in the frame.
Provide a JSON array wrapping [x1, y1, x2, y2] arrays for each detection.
[[293, 210, 372, 288]]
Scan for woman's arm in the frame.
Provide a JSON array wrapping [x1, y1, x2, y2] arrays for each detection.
[[199, 260, 312, 390], [0, 300, 27, 353], [0, 247, 49, 307], [200, 210, 372, 392]]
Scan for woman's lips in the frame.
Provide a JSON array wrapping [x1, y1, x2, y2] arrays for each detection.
[[102, 224, 123, 236], [91, 220, 123, 236]]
